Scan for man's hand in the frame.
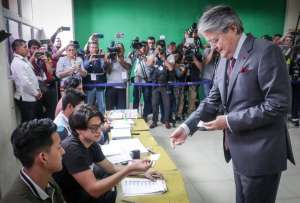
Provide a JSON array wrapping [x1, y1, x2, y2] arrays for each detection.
[[35, 90, 43, 100], [127, 159, 152, 172], [169, 127, 188, 149], [144, 170, 164, 181], [203, 115, 228, 130]]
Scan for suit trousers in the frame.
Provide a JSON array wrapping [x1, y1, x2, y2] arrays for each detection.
[[152, 86, 170, 123], [234, 170, 281, 203]]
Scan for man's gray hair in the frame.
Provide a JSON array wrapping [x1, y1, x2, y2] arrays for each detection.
[[198, 5, 244, 35]]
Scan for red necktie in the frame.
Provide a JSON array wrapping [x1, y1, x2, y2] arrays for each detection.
[[227, 58, 236, 79]]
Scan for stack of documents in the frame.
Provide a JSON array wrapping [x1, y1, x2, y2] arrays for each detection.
[[110, 138, 148, 155], [121, 177, 167, 196], [100, 138, 149, 164], [108, 109, 139, 119], [111, 119, 134, 129], [110, 128, 132, 140]]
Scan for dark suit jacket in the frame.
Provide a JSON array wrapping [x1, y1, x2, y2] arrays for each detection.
[[185, 35, 295, 176]]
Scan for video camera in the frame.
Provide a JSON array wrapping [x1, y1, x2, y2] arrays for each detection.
[[107, 41, 121, 60], [156, 35, 166, 55], [0, 30, 11, 43], [131, 37, 143, 50], [69, 40, 80, 49]]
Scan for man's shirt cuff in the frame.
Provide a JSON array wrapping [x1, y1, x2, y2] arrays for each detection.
[[180, 123, 190, 136]]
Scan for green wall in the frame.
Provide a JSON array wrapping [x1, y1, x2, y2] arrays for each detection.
[[74, 0, 286, 52]]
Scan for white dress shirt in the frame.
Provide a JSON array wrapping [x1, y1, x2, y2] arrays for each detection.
[[10, 54, 40, 102]]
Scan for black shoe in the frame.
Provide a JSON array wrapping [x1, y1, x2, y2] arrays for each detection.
[[292, 119, 299, 127], [142, 116, 148, 122], [165, 122, 171, 129], [150, 122, 157, 128]]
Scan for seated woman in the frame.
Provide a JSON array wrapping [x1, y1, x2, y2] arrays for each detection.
[[53, 104, 162, 203]]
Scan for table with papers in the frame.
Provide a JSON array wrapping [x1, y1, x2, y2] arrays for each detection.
[[117, 170, 189, 203], [104, 110, 189, 202]]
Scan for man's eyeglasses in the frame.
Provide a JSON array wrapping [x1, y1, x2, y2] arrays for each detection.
[[87, 123, 104, 133]]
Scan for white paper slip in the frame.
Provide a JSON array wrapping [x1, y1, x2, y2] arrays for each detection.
[[197, 120, 205, 128], [150, 153, 160, 161], [111, 128, 132, 140], [100, 143, 121, 156], [121, 177, 167, 196], [106, 153, 132, 164]]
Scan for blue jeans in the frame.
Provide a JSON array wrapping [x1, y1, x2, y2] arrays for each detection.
[[86, 88, 105, 114]]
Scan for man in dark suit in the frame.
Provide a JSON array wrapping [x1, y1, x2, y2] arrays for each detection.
[[170, 5, 295, 203]]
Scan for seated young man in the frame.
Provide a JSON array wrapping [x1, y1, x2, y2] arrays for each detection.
[[1, 119, 65, 203], [53, 104, 162, 203], [54, 88, 85, 140]]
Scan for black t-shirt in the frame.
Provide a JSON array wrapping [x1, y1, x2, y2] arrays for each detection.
[[53, 135, 105, 203], [187, 53, 202, 82]]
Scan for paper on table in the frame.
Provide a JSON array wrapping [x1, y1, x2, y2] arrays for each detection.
[[111, 128, 132, 140], [121, 177, 167, 196], [100, 143, 121, 156], [110, 138, 148, 155]]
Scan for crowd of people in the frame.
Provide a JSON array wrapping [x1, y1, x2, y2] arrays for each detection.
[[2, 4, 300, 203]]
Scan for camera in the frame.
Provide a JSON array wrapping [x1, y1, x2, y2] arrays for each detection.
[[70, 40, 80, 49], [131, 37, 142, 50], [107, 41, 121, 60], [0, 30, 11, 43], [94, 33, 104, 39], [35, 51, 45, 58], [186, 22, 197, 37], [156, 35, 166, 55]]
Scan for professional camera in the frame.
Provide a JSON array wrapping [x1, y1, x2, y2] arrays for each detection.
[[94, 33, 104, 39], [186, 22, 197, 37], [156, 35, 166, 55], [131, 37, 142, 50], [107, 41, 121, 60], [70, 40, 80, 49], [0, 30, 11, 43], [182, 37, 198, 63]]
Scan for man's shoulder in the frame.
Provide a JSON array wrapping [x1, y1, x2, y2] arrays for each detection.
[[61, 136, 84, 153], [1, 176, 36, 203]]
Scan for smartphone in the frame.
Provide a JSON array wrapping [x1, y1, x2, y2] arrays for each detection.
[[61, 26, 70, 31], [40, 39, 50, 44]]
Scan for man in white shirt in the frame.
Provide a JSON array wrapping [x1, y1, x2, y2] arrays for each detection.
[[10, 39, 42, 122]]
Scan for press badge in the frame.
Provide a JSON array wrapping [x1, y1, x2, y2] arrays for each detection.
[[90, 73, 97, 81], [121, 72, 128, 80]]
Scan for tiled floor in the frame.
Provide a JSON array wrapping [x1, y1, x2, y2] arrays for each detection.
[[150, 122, 300, 203]]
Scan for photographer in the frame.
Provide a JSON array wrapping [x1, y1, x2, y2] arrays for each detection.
[[149, 40, 174, 129], [182, 30, 203, 114], [166, 42, 178, 126], [174, 49, 188, 121], [202, 46, 219, 97], [56, 43, 87, 92], [28, 39, 57, 119], [106, 42, 131, 110], [132, 41, 153, 121], [83, 41, 107, 114]]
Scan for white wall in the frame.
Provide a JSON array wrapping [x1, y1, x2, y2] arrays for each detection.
[[284, 0, 300, 34], [32, 0, 74, 45], [0, 3, 19, 197]]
